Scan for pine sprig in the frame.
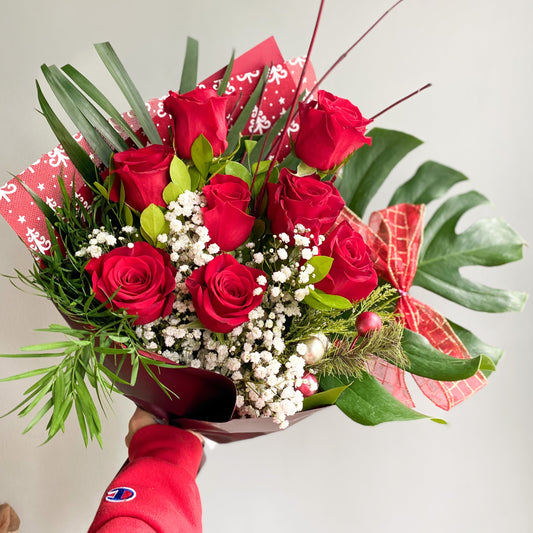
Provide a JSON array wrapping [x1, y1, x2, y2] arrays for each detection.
[[316, 318, 406, 378], [0, 322, 174, 445], [286, 285, 406, 377]]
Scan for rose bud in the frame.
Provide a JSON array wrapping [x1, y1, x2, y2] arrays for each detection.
[[85, 242, 177, 325], [110, 144, 174, 212], [315, 221, 378, 302], [202, 174, 255, 251], [294, 90, 371, 171], [267, 168, 344, 245], [164, 88, 228, 159]]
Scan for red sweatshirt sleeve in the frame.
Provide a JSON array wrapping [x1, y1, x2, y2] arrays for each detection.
[[88, 425, 203, 533]]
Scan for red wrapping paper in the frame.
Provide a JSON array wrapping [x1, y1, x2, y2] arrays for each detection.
[[0, 37, 316, 254]]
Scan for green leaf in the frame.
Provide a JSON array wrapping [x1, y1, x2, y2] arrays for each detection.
[[302, 384, 349, 411], [401, 328, 495, 381], [17, 382, 53, 417], [251, 160, 271, 176], [61, 64, 144, 148], [296, 161, 317, 176], [225, 65, 269, 154], [305, 256, 333, 284], [189, 167, 202, 191], [415, 191, 527, 312], [130, 355, 140, 386], [57, 170, 72, 212], [179, 37, 199, 94], [163, 182, 182, 204], [22, 399, 54, 434], [224, 161, 252, 186], [20, 341, 78, 351], [93, 181, 109, 200], [123, 205, 134, 227], [337, 128, 422, 217], [140, 204, 167, 246], [94, 42, 162, 145], [389, 161, 468, 206], [41, 64, 127, 159], [191, 135, 213, 178], [74, 396, 89, 446], [217, 49, 235, 96], [169, 156, 192, 191], [15, 178, 57, 224], [304, 289, 352, 311], [244, 139, 257, 157], [320, 373, 445, 425], [41, 64, 113, 163], [0, 366, 58, 382], [96, 362, 131, 385], [448, 321, 503, 377], [36, 81, 98, 185]]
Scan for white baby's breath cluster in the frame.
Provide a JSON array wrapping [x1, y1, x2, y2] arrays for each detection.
[[164, 191, 219, 270], [134, 196, 324, 428], [75, 225, 138, 258]]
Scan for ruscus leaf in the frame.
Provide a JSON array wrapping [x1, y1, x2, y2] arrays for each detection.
[[320, 373, 445, 426]]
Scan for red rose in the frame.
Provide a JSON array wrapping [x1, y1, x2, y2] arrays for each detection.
[[315, 221, 377, 302], [185, 254, 266, 334], [85, 242, 177, 325], [111, 144, 174, 212], [294, 90, 372, 171], [164, 88, 228, 159], [267, 168, 345, 244], [202, 174, 255, 252]]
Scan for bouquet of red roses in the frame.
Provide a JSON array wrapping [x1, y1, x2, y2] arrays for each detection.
[[0, 6, 526, 445]]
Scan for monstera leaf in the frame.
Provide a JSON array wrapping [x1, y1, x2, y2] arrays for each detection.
[[339, 127, 527, 315], [414, 191, 526, 312], [337, 128, 422, 218]]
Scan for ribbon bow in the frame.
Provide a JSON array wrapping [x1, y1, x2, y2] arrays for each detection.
[[337, 204, 486, 410]]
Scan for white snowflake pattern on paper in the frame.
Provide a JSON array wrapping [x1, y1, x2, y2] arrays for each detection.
[[27, 158, 41, 174], [26, 227, 51, 254], [47, 147, 69, 168], [0, 183, 17, 203], [268, 65, 288, 85], [288, 57, 306, 67], [46, 197, 58, 210], [248, 107, 272, 135], [236, 70, 261, 84]]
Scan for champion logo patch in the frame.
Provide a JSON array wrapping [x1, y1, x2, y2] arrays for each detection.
[[105, 487, 137, 502]]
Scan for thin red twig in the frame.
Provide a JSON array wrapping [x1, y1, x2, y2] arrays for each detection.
[[306, 0, 406, 101], [370, 82, 432, 120], [256, 0, 326, 213]]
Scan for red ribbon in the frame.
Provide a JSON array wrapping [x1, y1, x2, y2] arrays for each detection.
[[337, 204, 486, 410]]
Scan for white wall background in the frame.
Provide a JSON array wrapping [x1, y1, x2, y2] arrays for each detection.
[[0, 1, 531, 531]]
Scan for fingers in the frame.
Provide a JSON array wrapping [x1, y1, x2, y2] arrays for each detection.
[[124, 407, 205, 448], [125, 407, 167, 447]]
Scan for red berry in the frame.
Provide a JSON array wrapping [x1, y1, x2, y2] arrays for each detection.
[[355, 312, 382, 335], [296, 372, 319, 397]]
